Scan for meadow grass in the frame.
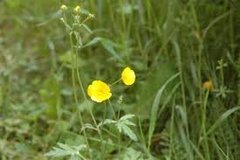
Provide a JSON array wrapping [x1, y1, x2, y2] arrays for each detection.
[[0, 0, 240, 159]]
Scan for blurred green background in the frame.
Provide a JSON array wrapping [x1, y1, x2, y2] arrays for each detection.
[[0, 0, 240, 159]]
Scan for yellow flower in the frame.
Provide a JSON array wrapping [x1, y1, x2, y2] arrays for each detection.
[[74, 5, 81, 13], [60, 4, 67, 11], [203, 80, 214, 91], [121, 67, 136, 86], [87, 80, 112, 103]]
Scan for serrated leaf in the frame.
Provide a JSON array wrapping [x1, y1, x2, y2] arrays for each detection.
[[58, 143, 76, 152], [114, 147, 144, 160], [98, 119, 116, 127], [45, 143, 87, 159], [45, 148, 73, 157], [119, 114, 135, 121], [116, 115, 137, 141], [121, 120, 136, 127], [81, 123, 96, 132], [121, 125, 138, 141]]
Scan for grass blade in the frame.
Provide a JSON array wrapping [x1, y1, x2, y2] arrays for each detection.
[[207, 106, 240, 135], [147, 72, 180, 149]]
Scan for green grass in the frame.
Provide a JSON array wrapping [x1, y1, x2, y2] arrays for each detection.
[[0, 0, 240, 159]]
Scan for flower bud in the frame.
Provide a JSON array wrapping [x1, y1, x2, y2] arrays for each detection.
[[88, 13, 95, 18], [60, 4, 67, 11], [74, 5, 81, 14]]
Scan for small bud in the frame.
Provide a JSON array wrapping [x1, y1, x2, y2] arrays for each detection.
[[74, 5, 81, 14], [60, 4, 67, 11], [88, 13, 95, 18], [60, 17, 64, 22]]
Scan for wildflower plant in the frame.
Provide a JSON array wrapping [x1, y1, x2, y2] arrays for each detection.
[[46, 4, 138, 160]]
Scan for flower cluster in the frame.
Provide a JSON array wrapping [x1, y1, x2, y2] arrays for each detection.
[[60, 4, 81, 13], [87, 67, 136, 103]]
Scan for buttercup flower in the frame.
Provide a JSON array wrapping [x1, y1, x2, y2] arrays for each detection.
[[121, 67, 136, 86], [203, 80, 213, 91], [87, 80, 112, 103]]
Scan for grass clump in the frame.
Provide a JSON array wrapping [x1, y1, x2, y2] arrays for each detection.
[[0, 0, 240, 159]]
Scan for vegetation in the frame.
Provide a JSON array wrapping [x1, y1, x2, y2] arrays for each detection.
[[0, 0, 240, 159]]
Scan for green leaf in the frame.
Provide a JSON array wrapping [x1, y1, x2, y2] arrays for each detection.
[[207, 106, 240, 135], [83, 37, 102, 47], [83, 37, 122, 61], [114, 147, 144, 160], [100, 38, 122, 61], [148, 72, 180, 148], [119, 114, 135, 121], [81, 24, 93, 33], [116, 114, 137, 141], [98, 115, 137, 141], [45, 143, 87, 159], [117, 124, 137, 141], [59, 51, 86, 68], [98, 119, 116, 127]]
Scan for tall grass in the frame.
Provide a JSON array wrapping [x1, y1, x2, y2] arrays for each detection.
[[0, 0, 240, 159]]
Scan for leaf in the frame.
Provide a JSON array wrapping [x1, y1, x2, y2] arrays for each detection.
[[116, 114, 137, 141], [98, 119, 116, 127], [59, 51, 86, 69], [207, 106, 240, 135], [45, 143, 74, 157], [148, 72, 180, 148], [114, 147, 144, 160], [81, 24, 93, 33], [81, 123, 97, 132], [78, 100, 94, 112], [119, 114, 135, 121], [100, 38, 122, 61], [98, 115, 137, 141], [83, 37, 122, 61], [83, 37, 102, 47], [121, 120, 136, 127], [118, 124, 137, 141], [45, 143, 87, 159]]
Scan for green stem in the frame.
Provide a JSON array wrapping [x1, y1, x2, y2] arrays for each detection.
[[201, 91, 210, 160], [108, 100, 121, 154], [110, 78, 121, 86], [72, 30, 106, 158], [69, 33, 91, 158]]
